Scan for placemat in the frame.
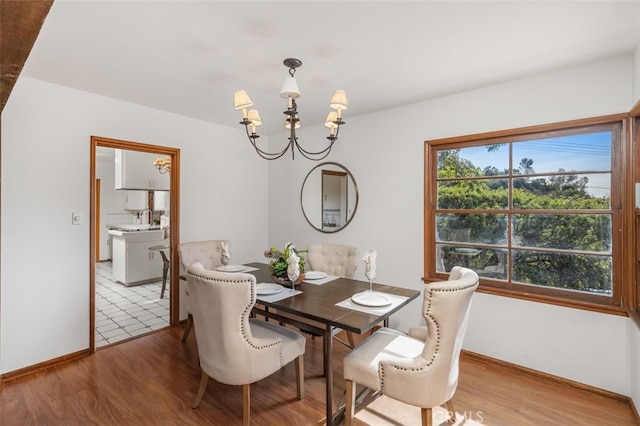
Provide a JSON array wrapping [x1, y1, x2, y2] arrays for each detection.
[[303, 274, 339, 285], [335, 292, 408, 315], [256, 286, 302, 303]]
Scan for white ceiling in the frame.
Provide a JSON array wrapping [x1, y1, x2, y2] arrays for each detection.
[[21, 0, 640, 135]]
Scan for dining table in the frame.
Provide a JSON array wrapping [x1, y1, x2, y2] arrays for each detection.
[[241, 262, 421, 425]]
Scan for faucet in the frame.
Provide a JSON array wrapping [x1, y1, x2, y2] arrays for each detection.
[[139, 208, 153, 225]]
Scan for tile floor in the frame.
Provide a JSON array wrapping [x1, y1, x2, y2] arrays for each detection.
[[95, 261, 170, 348]]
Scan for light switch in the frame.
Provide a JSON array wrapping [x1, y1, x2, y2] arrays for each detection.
[[72, 211, 83, 225]]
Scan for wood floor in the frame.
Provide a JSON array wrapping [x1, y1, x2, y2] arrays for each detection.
[[1, 325, 637, 425]]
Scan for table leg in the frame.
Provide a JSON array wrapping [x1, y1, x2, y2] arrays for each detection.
[[324, 324, 334, 426]]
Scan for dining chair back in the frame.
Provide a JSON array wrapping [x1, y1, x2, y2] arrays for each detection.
[[177, 239, 228, 342], [306, 242, 360, 347], [307, 242, 359, 278], [187, 262, 306, 425], [342, 266, 479, 426]]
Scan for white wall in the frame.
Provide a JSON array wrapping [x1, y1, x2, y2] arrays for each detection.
[[1, 77, 269, 373], [631, 42, 640, 415], [634, 43, 640, 105], [268, 55, 637, 396]]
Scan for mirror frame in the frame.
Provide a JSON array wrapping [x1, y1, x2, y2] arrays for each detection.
[[300, 162, 359, 233]]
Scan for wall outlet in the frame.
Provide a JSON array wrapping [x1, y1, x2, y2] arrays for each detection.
[[72, 211, 83, 225]]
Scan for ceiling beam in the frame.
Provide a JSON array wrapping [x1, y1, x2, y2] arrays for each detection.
[[1, 0, 53, 114]]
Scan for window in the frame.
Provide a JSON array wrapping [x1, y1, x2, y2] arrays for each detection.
[[425, 116, 629, 311]]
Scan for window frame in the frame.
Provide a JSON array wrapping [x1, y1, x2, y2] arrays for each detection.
[[424, 114, 630, 315]]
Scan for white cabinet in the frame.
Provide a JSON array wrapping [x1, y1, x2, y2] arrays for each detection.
[[110, 230, 167, 286], [122, 190, 148, 210], [115, 149, 170, 191], [153, 191, 170, 212]]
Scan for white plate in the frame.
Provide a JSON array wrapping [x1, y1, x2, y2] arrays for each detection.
[[216, 265, 245, 272], [351, 292, 392, 307], [304, 271, 328, 280], [256, 283, 284, 295]]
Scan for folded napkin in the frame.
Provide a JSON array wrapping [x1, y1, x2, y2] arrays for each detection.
[[363, 250, 377, 281], [221, 241, 230, 265], [287, 251, 300, 282]]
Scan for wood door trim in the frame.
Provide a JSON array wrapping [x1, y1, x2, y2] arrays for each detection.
[[90, 136, 181, 351]]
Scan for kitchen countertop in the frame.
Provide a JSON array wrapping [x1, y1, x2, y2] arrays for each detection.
[[106, 223, 162, 233]]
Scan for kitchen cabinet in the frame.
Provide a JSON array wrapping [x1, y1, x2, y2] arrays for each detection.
[[109, 229, 167, 286], [122, 190, 148, 210], [153, 191, 170, 212], [115, 149, 170, 191]]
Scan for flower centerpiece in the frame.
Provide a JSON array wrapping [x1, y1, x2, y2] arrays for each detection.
[[264, 242, 307, 286]]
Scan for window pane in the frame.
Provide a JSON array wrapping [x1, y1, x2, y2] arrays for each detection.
[[513, 174, 611, 209], [512, 250, 612, 294], [437, 245, 508, 280], [512, 132, 611, 175], [437, 146, 509, 179], [437, 179, 508, 209], [512, 214, 611, 252], [437, 213, 507, 245]]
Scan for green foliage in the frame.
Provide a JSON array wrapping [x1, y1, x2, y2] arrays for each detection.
[[435, 147, 612, 294], [264, 243, 307, 277]]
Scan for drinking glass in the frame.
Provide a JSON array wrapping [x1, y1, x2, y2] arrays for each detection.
[[365, 270, 376, 292]]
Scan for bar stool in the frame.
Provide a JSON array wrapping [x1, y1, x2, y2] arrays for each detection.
[[149, 244, 170, 298]]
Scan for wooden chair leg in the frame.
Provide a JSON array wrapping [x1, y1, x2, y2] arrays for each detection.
[[421, 407, 432, 426], [346, 331, 355, 348], [181, 313, 193, 343], [192, 371, 209, 408], [243, 383, 250, 426], [445, 399, 456, 424], [295, 355, 304, 400], [345, 379, 355, 426]]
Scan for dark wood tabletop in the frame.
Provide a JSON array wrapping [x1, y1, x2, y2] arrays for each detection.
[[247, 262, 420, 334]]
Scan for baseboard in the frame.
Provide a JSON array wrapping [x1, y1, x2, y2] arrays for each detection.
[[0, 348, 91, 383], [461, 349, 639, 424]]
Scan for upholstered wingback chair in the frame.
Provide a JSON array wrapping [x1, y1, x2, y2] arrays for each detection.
[[187, 262, 306, 426], [342, 266, 479, 426], [178, 240, 228, 342], [306, 243, 359, 278]]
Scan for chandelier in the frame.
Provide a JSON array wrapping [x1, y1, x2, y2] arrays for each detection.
[[153, 157, 171, 174], [234, 58, 348, 161]]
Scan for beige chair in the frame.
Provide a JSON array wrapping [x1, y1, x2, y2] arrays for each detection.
[[306, 242, 359, 279], [343, 266, 479, 426], [187, 262, 306, 426], [307, 242, 360, 347], [178, 240, 228, 342]]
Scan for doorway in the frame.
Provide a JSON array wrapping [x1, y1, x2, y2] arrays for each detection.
[[90, 136, 180, 351], [321, 169, 348, 231]]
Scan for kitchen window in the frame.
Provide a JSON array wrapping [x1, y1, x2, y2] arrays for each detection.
[[424, 115, 629, 312]]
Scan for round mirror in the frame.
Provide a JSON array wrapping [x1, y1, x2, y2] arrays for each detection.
[[301, 162, 359, 233]]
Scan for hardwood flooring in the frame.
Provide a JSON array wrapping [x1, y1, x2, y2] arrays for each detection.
[[1, 326, 637, 425]]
